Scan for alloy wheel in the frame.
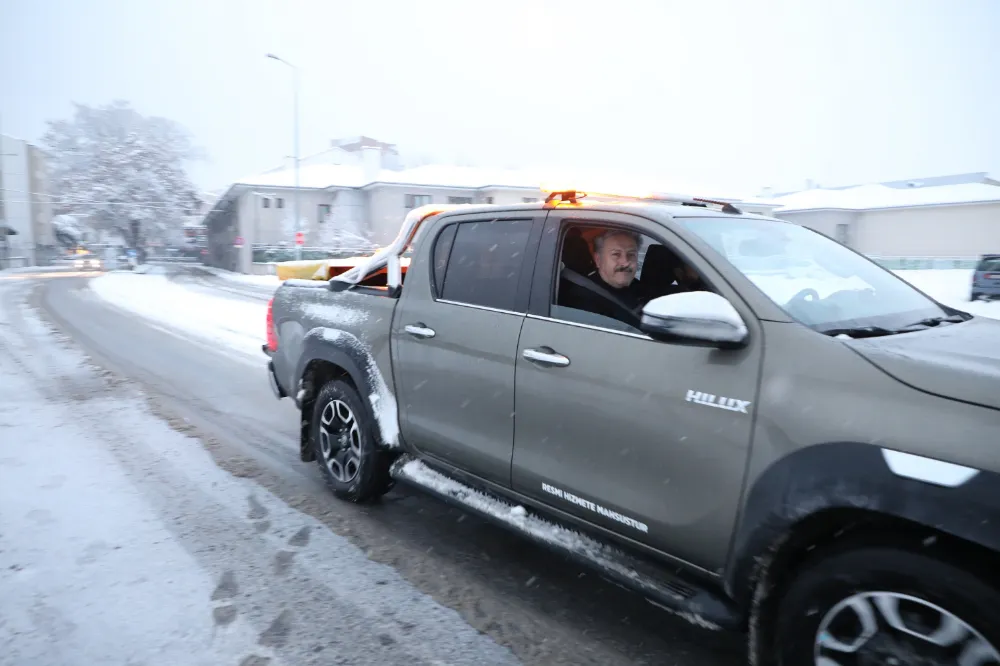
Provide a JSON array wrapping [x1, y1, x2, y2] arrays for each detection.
[[815, 591, 1000, 666], [318, 399, 362, 483]]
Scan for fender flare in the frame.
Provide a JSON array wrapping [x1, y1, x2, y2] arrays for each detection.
[[294, 327, 400, 450], [726, 441, 1000, 609]]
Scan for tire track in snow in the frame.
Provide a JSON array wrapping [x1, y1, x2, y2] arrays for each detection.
[[36, 273, 747, 666], [1, 276, 521, 666]]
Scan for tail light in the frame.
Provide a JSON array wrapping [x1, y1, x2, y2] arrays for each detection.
[[266, 297, 279, 351]]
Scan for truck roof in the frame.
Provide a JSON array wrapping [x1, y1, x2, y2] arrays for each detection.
[[432, 195, 784, 224], [330, 194, 784, 290]]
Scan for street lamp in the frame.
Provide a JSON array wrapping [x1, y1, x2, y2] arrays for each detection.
[[266, 52, 302, 261]]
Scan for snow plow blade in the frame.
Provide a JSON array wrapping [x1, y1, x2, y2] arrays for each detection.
[[389, 455, 741, 632]]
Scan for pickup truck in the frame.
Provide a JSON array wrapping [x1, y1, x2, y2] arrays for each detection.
[[264, 192, 1000, 665]]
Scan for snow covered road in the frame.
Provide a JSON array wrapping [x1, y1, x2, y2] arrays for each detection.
[[3, 268, 746, 666], [0, 274, 522, 666]]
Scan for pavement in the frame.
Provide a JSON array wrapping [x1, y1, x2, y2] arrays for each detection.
[[0, 265, 744, 666]]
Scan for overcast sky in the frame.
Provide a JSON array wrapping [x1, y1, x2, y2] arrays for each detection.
[[3, 0, 998, 196]]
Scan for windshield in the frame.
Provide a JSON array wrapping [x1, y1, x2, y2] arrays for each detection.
[[678, 217, 949, 333]]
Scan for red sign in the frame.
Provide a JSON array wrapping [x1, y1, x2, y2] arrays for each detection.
[[234, 236, 244, 247], [295, 231, 305, 246]]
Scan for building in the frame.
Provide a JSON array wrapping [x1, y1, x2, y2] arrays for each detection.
[[767, 173, 1000, 263], [1, 134, 55, 267], [204, 136, 781, 273]]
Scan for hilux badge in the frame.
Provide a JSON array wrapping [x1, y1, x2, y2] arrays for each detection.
[[686, 390, 751, 414]]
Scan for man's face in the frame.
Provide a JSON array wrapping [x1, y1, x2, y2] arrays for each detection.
[[594, 233, 638, 289]]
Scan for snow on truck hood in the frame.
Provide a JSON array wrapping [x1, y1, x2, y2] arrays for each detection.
[[849, 316, 1000, 411]]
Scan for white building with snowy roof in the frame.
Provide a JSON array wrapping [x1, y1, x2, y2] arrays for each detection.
[[203, 136, 781, 273], [767, 173, 1000, 264]]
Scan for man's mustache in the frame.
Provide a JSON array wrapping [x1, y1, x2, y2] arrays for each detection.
[[615, 266, 634, 274]]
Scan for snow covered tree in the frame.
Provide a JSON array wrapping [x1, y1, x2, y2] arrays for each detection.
[[51, 214, 91, 247], [42, 100, 202, 251], [318, 206, 375, 254]]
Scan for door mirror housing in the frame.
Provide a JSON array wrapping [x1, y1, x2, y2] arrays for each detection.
[[640, 291, 749, 348]]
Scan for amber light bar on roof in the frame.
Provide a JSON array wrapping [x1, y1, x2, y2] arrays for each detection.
[[541, 187, 743, 214]]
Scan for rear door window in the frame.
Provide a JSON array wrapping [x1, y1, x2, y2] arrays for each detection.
[[438, 219, 533, 311], [432, 223, 458, 295]]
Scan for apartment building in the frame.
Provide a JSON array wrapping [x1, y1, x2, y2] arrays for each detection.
[[1, 134, 55, 266], [204, 136, 780, 273], [767, 172, 1000, 260]]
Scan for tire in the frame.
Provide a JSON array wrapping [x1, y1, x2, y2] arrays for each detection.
[[774, 546, 1000, 665], [311, 379, 392, 502]]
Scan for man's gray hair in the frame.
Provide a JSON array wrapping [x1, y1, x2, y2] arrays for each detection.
[[593, 229, 643, 254]]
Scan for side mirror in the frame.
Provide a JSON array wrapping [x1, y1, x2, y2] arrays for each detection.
[[640, 291, 749, 348]]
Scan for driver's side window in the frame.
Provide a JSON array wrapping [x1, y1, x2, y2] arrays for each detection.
[[549, 223, 712, 334]]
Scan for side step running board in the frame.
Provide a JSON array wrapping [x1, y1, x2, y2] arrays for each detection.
[[390, 456, 741, 632]]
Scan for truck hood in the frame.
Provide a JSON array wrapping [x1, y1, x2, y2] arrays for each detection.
[[849, 316, 1000, 411]]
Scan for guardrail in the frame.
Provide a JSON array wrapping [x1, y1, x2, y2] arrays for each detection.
[[147, 256, 199, 263], [251, 246, 376, 263], [869, 256, 980, 270]]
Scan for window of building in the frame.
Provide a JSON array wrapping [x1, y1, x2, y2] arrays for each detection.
[[262, 198, 271, 208], [835, 223, 849, 245], [522, 197, 539, 203], [405, 194, 432, 209], [448, 196, 473, 205], [435, 219, 533, 311], [485, 196, 494, 204], [276, 198, 285, 209], [318, 204, 331, 222]]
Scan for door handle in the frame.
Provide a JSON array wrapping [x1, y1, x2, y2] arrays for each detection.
[[522, 347, 570, 368], [404, 323, 436, 339]]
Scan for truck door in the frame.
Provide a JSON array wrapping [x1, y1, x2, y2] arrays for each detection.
[[393, 211, 545, 487], [511, 210, 762, 573]]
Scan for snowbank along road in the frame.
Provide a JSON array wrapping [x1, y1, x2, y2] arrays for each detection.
[[0, 271, 526, 666], [0, 266, 747, 666]]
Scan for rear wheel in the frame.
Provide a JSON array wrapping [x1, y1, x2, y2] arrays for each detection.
[[774, 546, 1000, 665], [312, 380, 392, 502]]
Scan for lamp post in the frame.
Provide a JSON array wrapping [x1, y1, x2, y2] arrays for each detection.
[[266, 53, 301, 261]]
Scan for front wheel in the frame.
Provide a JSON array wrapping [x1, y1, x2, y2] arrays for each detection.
[[312, 379, 392, 502], [774, 546, 1000, 665]]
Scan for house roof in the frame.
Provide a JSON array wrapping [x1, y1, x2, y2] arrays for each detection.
[[234, 163, 555, 191], [237, 164, 367, 189], [233, 163, 778, 207], [772, 181, 1000, 213]]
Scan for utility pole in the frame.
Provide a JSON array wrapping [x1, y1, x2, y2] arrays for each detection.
[[266, 53, 302, 261]]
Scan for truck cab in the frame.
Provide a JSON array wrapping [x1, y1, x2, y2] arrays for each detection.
[[265, 190, 1000, 666]]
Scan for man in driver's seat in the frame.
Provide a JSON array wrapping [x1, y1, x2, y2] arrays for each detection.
[[561, 229, 645, 323]]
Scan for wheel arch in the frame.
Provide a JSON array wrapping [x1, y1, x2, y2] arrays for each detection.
[[728, 441, 1000, 610], [730, 441, 1000, 662], [294, 329, 378, 462]]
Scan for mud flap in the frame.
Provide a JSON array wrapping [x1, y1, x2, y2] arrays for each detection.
[[390, 455, 742, 632], [300, 409, 316, 462]]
